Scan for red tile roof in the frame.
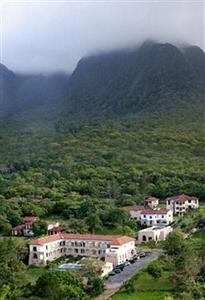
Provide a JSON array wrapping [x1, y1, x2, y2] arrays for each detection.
[[48, 226, 62, 232], [166, 194, 198, 203], [30, 233, 134, 246], [142, 209, 170, 215], [124, 205, 145, 212], [24, 216, 38, 223]]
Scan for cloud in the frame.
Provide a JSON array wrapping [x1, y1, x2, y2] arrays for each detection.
[[2, 0, 204, 73]]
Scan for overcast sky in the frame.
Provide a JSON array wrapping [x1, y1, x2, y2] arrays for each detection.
[[1, 0, 204, 73]]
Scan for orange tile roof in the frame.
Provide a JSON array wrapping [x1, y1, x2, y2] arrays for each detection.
[[166, 194, 198, 203], [124, 205, 145, 212], [30, 233, 134, 246], [24, 216, 38, 223]]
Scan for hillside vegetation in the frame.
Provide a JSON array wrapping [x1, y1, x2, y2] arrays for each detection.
[[0, 111, 205, 234]]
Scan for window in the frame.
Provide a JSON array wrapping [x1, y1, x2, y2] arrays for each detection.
[[142, 235, 147, 242], [149, 216, 152, 219], [46, 246, 48, 250], [33, 246, 37, 251], [81, 249, 85, 254], [33, 253, 38, 259], [46, 253, 48, 257], [74, 248, 78, 253]]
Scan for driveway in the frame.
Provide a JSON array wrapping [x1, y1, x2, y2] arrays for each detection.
[[105, 250, 161, 289]]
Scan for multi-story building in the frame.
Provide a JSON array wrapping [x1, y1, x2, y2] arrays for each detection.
[[125, 206, 145, 221], [140, 209, 173, 226], [144, 197, 159, 209], [12, 217, 61, 237], [29, 233, 135, 267], [138, 226, 173, 243], [166, 194, 199, 216], [125, 206, 173, 226]]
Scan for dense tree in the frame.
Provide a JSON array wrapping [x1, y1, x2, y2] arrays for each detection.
[[32, 221, 48, 236]]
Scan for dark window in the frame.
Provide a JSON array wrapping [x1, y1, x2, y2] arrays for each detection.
[[33, 246, 37, 251], [33, 253, 38, 259], [142, 235, 147, 241]]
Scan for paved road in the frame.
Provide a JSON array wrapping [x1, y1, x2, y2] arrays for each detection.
[[105, 250, 161, 289]]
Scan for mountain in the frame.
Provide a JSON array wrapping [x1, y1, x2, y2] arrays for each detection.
[[0, 66, 70, 122], [67, 41, 205, 120], [0, 64, 17, 117], [0, 41, 204, 125]]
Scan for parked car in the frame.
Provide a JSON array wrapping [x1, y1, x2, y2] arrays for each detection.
[[114, 268, 122, 274], [123, 261, 130, 267], [109, 271, 116, 276], [138, 252, 146, 258], [132, 253, 140, 260], [115, 263, 125, 270]]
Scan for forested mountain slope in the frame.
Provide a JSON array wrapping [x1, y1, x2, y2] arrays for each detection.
[[0, 66, 69, 123], [67, 41, 205, 120]]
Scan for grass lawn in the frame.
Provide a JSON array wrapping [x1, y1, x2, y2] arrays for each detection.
[[111, 270, 175, 300], [111, 291, 174, 300]]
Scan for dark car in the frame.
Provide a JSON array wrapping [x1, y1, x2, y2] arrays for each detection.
[[115, 264, 125, 271], [114, 268, 122, 274], [109, 271, 116, 276]]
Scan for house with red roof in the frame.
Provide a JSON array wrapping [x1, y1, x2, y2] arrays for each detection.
[[29, 233, 135, 267], [125, 206, 173, 226], [166, 194, 199, 215], [12, 217, 61, 237]]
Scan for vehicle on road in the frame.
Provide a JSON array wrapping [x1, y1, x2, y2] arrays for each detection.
[[114, 268, 122, 274], [123, 261, 130, 266], [138, 252, 146, 258], [109, 271, 116, 276]]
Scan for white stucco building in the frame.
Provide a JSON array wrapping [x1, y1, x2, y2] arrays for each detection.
[[29, 233, 135, 267], [125, 206, 145, 221], [138, 226, 173, 243], [140, 209, 173, 226], [126, 206, 173, 226], [166, 194, 199, 216]]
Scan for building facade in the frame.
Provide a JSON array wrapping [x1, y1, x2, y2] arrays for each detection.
[[140, 209, 173, 226], [166, 194, 199, 215], [12, 217, 60, 237], [138, 226, 173, 243], [126, 206, 173, 226], [144, 197, 159, 209], [29, 233, 135, 267], [125, 206, 145, 221]]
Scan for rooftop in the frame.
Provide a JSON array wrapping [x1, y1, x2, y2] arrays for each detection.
[[124, 205, 145, 212], [139, 226, 172, 232], [24, 216, 38, 223], [166, 194, 198, 202], [30, 233, 135, 246]]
